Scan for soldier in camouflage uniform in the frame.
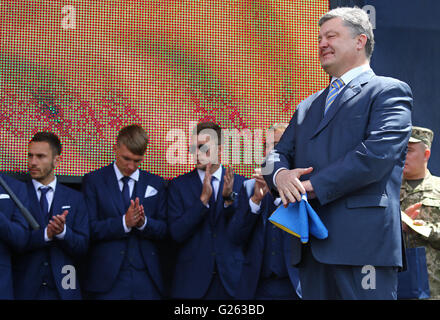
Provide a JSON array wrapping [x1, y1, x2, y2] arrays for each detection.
[[400, 126, 440, 299]]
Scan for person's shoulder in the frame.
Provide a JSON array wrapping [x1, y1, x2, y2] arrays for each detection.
[[168, 170, 195, 187], [140, 170, 166, 186], [83, 164, 112, 180], [56, 182, 83, 200], [0, 173, 26, 191], [429, 174, 440, 194], [370, 75, 412, 93]]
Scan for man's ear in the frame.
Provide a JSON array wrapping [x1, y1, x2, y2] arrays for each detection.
[[357, 34, 368, 51], [53, 154, 61, 169], [424, 147, 431, 162]]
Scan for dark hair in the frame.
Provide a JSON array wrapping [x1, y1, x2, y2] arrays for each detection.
[[30, 132, 62, 156], [117, 124, 149, 155], [195, 121, 223, 145]]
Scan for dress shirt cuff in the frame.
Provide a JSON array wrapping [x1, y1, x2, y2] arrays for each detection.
[[136, 217, 148, 231], [249, 198, 261, 214], [273, 167, 288, 188], [122, 215, 132, 233], [44, 227, 52, 242], [55, 225, 67, 240]]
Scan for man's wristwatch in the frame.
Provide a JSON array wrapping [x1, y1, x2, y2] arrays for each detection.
[[223, 191, 238, 202]]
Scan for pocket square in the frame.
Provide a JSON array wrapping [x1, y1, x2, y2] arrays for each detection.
[[61, 205, 71, 210], [144, 186, 158, 198], [0, 194, 10, 200]]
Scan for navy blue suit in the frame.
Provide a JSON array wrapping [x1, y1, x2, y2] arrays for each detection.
[[229, 179, 300, 300], [0, 174, 29, 299], [168, 167, 246, 299], [13, 180, 89, 299], [82, 164, 167, 299], [263, 70, 413, 299]]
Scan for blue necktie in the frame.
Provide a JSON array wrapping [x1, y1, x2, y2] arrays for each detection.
[[324, 78, 344, 115], [121, 176, 131, 211], [209, 176, 217, 223], [39, 186, 51, 219]]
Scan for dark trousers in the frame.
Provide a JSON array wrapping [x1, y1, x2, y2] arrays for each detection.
[[298, 245, 398, 300]]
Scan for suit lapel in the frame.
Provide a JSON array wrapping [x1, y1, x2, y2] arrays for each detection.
[[103, 164, 125, 216], [311, 69, 375, 139], [189, 169, 204, 202], [212, 166, 225, 225], [26, 180, 46, 226], [134, 171, 151, 218]]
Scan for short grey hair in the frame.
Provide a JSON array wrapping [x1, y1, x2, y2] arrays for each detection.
[[269, 123, 289, 132], [319, 7, 374, 60]]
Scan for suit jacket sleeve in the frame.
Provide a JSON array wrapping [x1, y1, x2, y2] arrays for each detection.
[[167, 179, 210, 243], [310, 81, 413, 205], [0, 183, 30, 252], [262, 111, 298, 193], [82, 174, 127, 241], [228, 186, 260, 246], [135, 181, 167, 240], [56, 194, 90, 257]]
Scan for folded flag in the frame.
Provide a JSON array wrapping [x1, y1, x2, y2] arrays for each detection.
[[268, 194, 328, 243]]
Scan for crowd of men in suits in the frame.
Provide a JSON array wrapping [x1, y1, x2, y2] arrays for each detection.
[[0, 7, 419, 299], [0, 122, 302, 300]]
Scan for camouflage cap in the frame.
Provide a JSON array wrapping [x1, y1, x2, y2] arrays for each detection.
[[409, 126, 434, 148]]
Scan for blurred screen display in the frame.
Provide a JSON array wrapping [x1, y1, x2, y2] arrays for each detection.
[[0, 0, 329, 179]]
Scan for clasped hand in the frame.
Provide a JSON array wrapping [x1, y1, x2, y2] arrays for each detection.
[[275, 167, 315, 207]]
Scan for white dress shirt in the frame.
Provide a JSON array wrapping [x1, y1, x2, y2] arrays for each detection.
[[113, 162, 147, 233], [197, 166, 231, 208], [249, 196, 282, 214], [32, 177, 66, 242]]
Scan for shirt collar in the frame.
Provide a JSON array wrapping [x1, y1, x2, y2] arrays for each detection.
[[331, 64, 371, 87], [113, 162, 139, 182], [32, 176, 57, 193], [197, 165, 223, 183]]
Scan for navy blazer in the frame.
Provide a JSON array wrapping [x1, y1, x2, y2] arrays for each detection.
[[263, 70, 413, 267], [167, 167, 246, 299], [0, 174, 29, 299], [81, 164, 167, 294], [229, 179, 300, 299], [13, 180, 89, 299]]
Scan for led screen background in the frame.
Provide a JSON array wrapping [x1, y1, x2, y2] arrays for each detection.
[[0, 0, 329, 179]]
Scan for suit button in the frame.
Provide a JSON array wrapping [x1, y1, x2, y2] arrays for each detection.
[[211, 252, 216, 256], [272, 252, 276, 256], [43, 262, 49, 266], [42, 282, 47, 286], [151, 252, 155, 255], [120, 251, 125, 255]]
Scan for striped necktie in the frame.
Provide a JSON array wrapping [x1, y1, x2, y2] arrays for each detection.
[[324, 78, 344, 115]]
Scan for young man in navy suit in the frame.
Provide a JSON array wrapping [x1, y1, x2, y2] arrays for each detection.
[[263, 7, 413, 299], [82, 124, 167, 299], [168, 122, 246, 299], [230, 123, 301, 300], [13, 132, 89, 299], [0, 173, 29, 299]]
